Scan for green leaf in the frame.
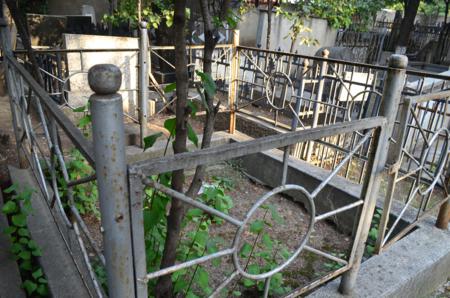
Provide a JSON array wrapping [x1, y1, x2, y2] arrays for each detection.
[[187, 100, 198, 118], [3, 184, 17, 194], [36, 284, 48, 296], [143, 132, 163, 151], [366, 245, 375, 255], [2, 200, 17, 214], [3, 226, 17, 235], [18, 250, 31, 260], [242, 278, 255, 287], [164, 82, 176, 93], [195, 70, 216, 98], [197, 267, 209, 290], [368, 227, 378, 240], [239, 242, 252, 258], [163, 118, 176, 136], [73, 105, 87, 112], [12, 214, 27, 227], [78, 115, 92, 128], [186, 208, 203, 219], [32, 268, 43, 279], [18, 228, 29, 238], [20, 260, 32, 271], [249, 220, 264, 234], [248, 264, 260, 275], [22, 280, 37, 295], [19, 237, 29, 245], [232, 290, 242, 296], [187, 123, 198, 147]]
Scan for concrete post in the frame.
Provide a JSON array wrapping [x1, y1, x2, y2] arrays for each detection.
[[339, 54, 408, 295], [88, 64, 135, 298], [229, 30, 240, 134], [138, 21, 149, 148]]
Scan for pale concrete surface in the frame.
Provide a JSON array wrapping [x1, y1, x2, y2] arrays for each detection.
[[63, 33, 139, 117], [307, 220, 450, 298], [9, 166, 91, 298]]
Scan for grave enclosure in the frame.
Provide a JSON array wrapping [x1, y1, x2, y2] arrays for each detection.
[[2, 17, 450, 298]]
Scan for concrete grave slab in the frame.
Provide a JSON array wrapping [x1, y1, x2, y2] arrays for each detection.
[[63, 33, 139, 116]]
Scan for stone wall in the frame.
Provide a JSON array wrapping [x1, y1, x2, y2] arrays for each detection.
[[238, 9, 337, 56]]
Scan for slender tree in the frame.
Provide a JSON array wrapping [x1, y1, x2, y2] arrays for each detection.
[[155, 0, 189, 296], [395, 0, 421, 52], [155, 0, 232, 296]]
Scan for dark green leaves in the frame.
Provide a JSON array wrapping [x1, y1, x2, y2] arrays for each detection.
[[2, 200, 17, 214], [164, 118, 176, 136], [187, 123, 198, 147], [164, 82, 176, 93], [143, 132, 163, 151], [12, 214, 27, 227], [195, 70, 216, 98]]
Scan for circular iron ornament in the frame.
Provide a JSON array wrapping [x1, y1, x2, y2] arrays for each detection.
[[417, 128, 450, 196], [264, 71, 294, 111], [231, 184, 315, 280]]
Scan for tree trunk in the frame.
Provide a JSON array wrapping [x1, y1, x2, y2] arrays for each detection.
[[5, 0, 44, 86], [395, 0, 420, 52], [155, 0, 189, 296], [445, 0, 449, 24], [266, 0, 272, 50]]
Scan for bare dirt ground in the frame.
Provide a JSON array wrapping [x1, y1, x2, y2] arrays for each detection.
[[178, 163, 352, 296]]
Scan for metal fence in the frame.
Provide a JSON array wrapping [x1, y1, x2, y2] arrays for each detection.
[[1, 26, 105, 297], [232, 45, 450, 184], [2, 22, 450, 298]]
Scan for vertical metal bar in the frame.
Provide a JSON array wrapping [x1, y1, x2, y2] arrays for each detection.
[[306, 49, 329, 161], [139, 21, 149, 147], [374, 97, 411, 254], [339, 54, 408, 295], [229, 30, 240, 134], [128, 173, 148, 298], [88, 64, 135, 298]]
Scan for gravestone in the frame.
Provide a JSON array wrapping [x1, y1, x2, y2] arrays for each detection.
[[63, 33, 139, 116]]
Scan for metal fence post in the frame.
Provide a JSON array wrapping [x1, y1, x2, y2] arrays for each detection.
[[306, 49, 328, 161], [374, 96, 411, 253], [139, 21, 149, 147], [88, 64, 135, 298], [339, 54, 408, 295], [229, 30, 239, 134]]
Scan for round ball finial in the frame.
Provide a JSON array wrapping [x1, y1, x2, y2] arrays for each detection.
[[88, 64, 122, 94], [388, 54, 408, 69]]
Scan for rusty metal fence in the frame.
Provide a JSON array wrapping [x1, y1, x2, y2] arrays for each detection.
[[2, 17, 450, 297]]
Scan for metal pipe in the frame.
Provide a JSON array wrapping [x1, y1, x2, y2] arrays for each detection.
[[88, 64, 135, 298], [339, 54, 408, 295], [138, 21, 149, 147], [306, 49, 329, 161]]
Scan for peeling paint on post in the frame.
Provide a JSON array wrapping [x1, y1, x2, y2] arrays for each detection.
[[89, 64, 135, 298], [338, 54, 408, 295]]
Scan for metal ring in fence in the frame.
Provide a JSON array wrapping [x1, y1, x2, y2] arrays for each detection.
[[264, 71, 294, 111], [231, 184, 315, 280], [417, 127, 450, 196]]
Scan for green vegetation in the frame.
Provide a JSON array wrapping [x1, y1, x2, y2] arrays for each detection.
[[2, 184, 49, 297]]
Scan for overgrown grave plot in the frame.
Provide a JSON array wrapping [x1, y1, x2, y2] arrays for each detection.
[[142, 161, 353, 297]]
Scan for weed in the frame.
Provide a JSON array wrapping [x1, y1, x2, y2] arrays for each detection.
[[2, 184, 49, 296]]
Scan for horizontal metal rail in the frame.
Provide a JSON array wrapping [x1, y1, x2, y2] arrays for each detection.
[[406, 89, 450, 104], [237, 45, 450, 81], [13, 44, 232, 55], [129, 117, 386, 176]]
